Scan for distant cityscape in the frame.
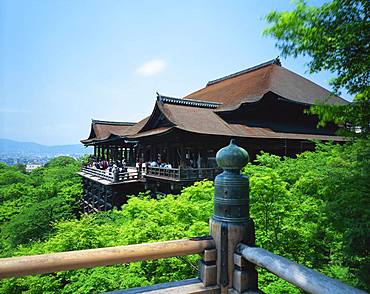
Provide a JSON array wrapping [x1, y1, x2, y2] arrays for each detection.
[[0, 138, 91, 166]]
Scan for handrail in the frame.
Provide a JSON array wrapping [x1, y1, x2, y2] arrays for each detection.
[[0, 238, 214, 279], [237, 244, 366, 294], [81, 166, 140, 183], [145, 166, 220, 181]]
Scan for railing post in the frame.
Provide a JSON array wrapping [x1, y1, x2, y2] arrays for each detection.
[[112, 168, 119, 183], [210, 139, 259, 293]]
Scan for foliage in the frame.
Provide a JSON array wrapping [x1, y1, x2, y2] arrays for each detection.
[[243, 140, 369, 292], [0, 157, 82, 255], [264, 0, 370, 137], [0, 181, 214, 293], [0, 142, 368, 293]]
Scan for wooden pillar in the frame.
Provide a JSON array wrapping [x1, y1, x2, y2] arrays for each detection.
[[129, 147, 134, 166], [97, 145, 100, 161], [101, 146, 105, 161], [284, 139, 287, 156], [93, 146, 97, 158], [201, 149, 207, 168], [180, 144, 186, 167], [149, 145, 154, 162], [124, 147, 128, 163], [168, 146, 174, 166], [104, 186, 108, 211], [133, 145, 137, 163], [114, 146, 118, 162]]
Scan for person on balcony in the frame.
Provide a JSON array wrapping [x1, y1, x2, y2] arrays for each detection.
[[101, 160, 108, 170], [150, 161, 158, 167]]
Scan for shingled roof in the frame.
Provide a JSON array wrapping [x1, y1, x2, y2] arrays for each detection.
[[81, 59, 347, 144], [80, 120, 135, 144], [126, 96, 344, 141], [185, 58, 348, 110]]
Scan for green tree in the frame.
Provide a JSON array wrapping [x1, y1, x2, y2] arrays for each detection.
[[0, 156, 82, 254], [264, 0, 370, 136]]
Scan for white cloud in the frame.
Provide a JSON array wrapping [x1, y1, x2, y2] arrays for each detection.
[[136, 59, 166, 76]]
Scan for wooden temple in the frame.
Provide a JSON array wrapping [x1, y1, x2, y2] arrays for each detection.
[[78, 58, 348, 212]]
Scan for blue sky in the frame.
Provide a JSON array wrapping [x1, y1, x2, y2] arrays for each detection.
[[0, 0, 349, 145]]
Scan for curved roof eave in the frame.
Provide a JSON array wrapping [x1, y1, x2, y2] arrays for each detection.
[[214, 90, 349, 114], [138, 100, 176, 133]]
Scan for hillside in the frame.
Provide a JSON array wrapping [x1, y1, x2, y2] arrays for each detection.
[[0, 138, 91, 156]]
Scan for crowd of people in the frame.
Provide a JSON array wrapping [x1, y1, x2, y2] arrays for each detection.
[[145, 161, 173, 169], [86, 156, 178, 175], [86, 157, 128, 173]]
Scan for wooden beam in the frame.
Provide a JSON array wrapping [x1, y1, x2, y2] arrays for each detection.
[[0, 238, 215, 279]]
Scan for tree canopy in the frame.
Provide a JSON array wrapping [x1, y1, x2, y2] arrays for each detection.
[[264, 0, 370, 137]]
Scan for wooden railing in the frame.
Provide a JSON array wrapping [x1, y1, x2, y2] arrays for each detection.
[[81, 166, 140, 183], [81, 165, 220, 183], [0, 238, 214, 279], [145, 167, 220, 181], [236, 244, 365, 294], [145, 166, 180, 179]]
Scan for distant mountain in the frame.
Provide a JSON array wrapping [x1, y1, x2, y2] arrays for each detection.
[[0, 138, 91, 156]]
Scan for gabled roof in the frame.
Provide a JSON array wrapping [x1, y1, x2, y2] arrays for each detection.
[[81, 59, 348, 144], [185, 58, 348, 111], [126, 96, 344, 141], [130, 96, 231, 137], [80, 119, 136, 144]]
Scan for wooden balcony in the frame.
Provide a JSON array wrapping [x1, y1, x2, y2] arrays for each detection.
[[145, 166, 221, 182], [78, 165, 221, 185], [78, 166, 141, 185]]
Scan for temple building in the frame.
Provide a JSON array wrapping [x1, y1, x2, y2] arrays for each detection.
[[78, 58, 348, 212]]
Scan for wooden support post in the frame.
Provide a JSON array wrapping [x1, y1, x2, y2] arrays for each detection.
[[210, 140, 259, 294], [129, 147, 134, 166], [180, 144, 186, 167], [107, 146, 110, 162], [104, 186, 108, 210], [124, 148, 128, 163], [113, 146, 118, 162], [231, 253, 258, 293], [199, 249, 217, 287], [97, 145, 101, 161], [201, 149, 207, 168]]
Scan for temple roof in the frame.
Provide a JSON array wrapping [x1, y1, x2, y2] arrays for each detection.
[[124, 98, 344, 141], [185, 58, 348, 111], [80, 119, 136, 144], [81, 59, 348, 145]]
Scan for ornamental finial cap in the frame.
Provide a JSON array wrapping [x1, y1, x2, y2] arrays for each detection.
[[216, 139, 249, 170]]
